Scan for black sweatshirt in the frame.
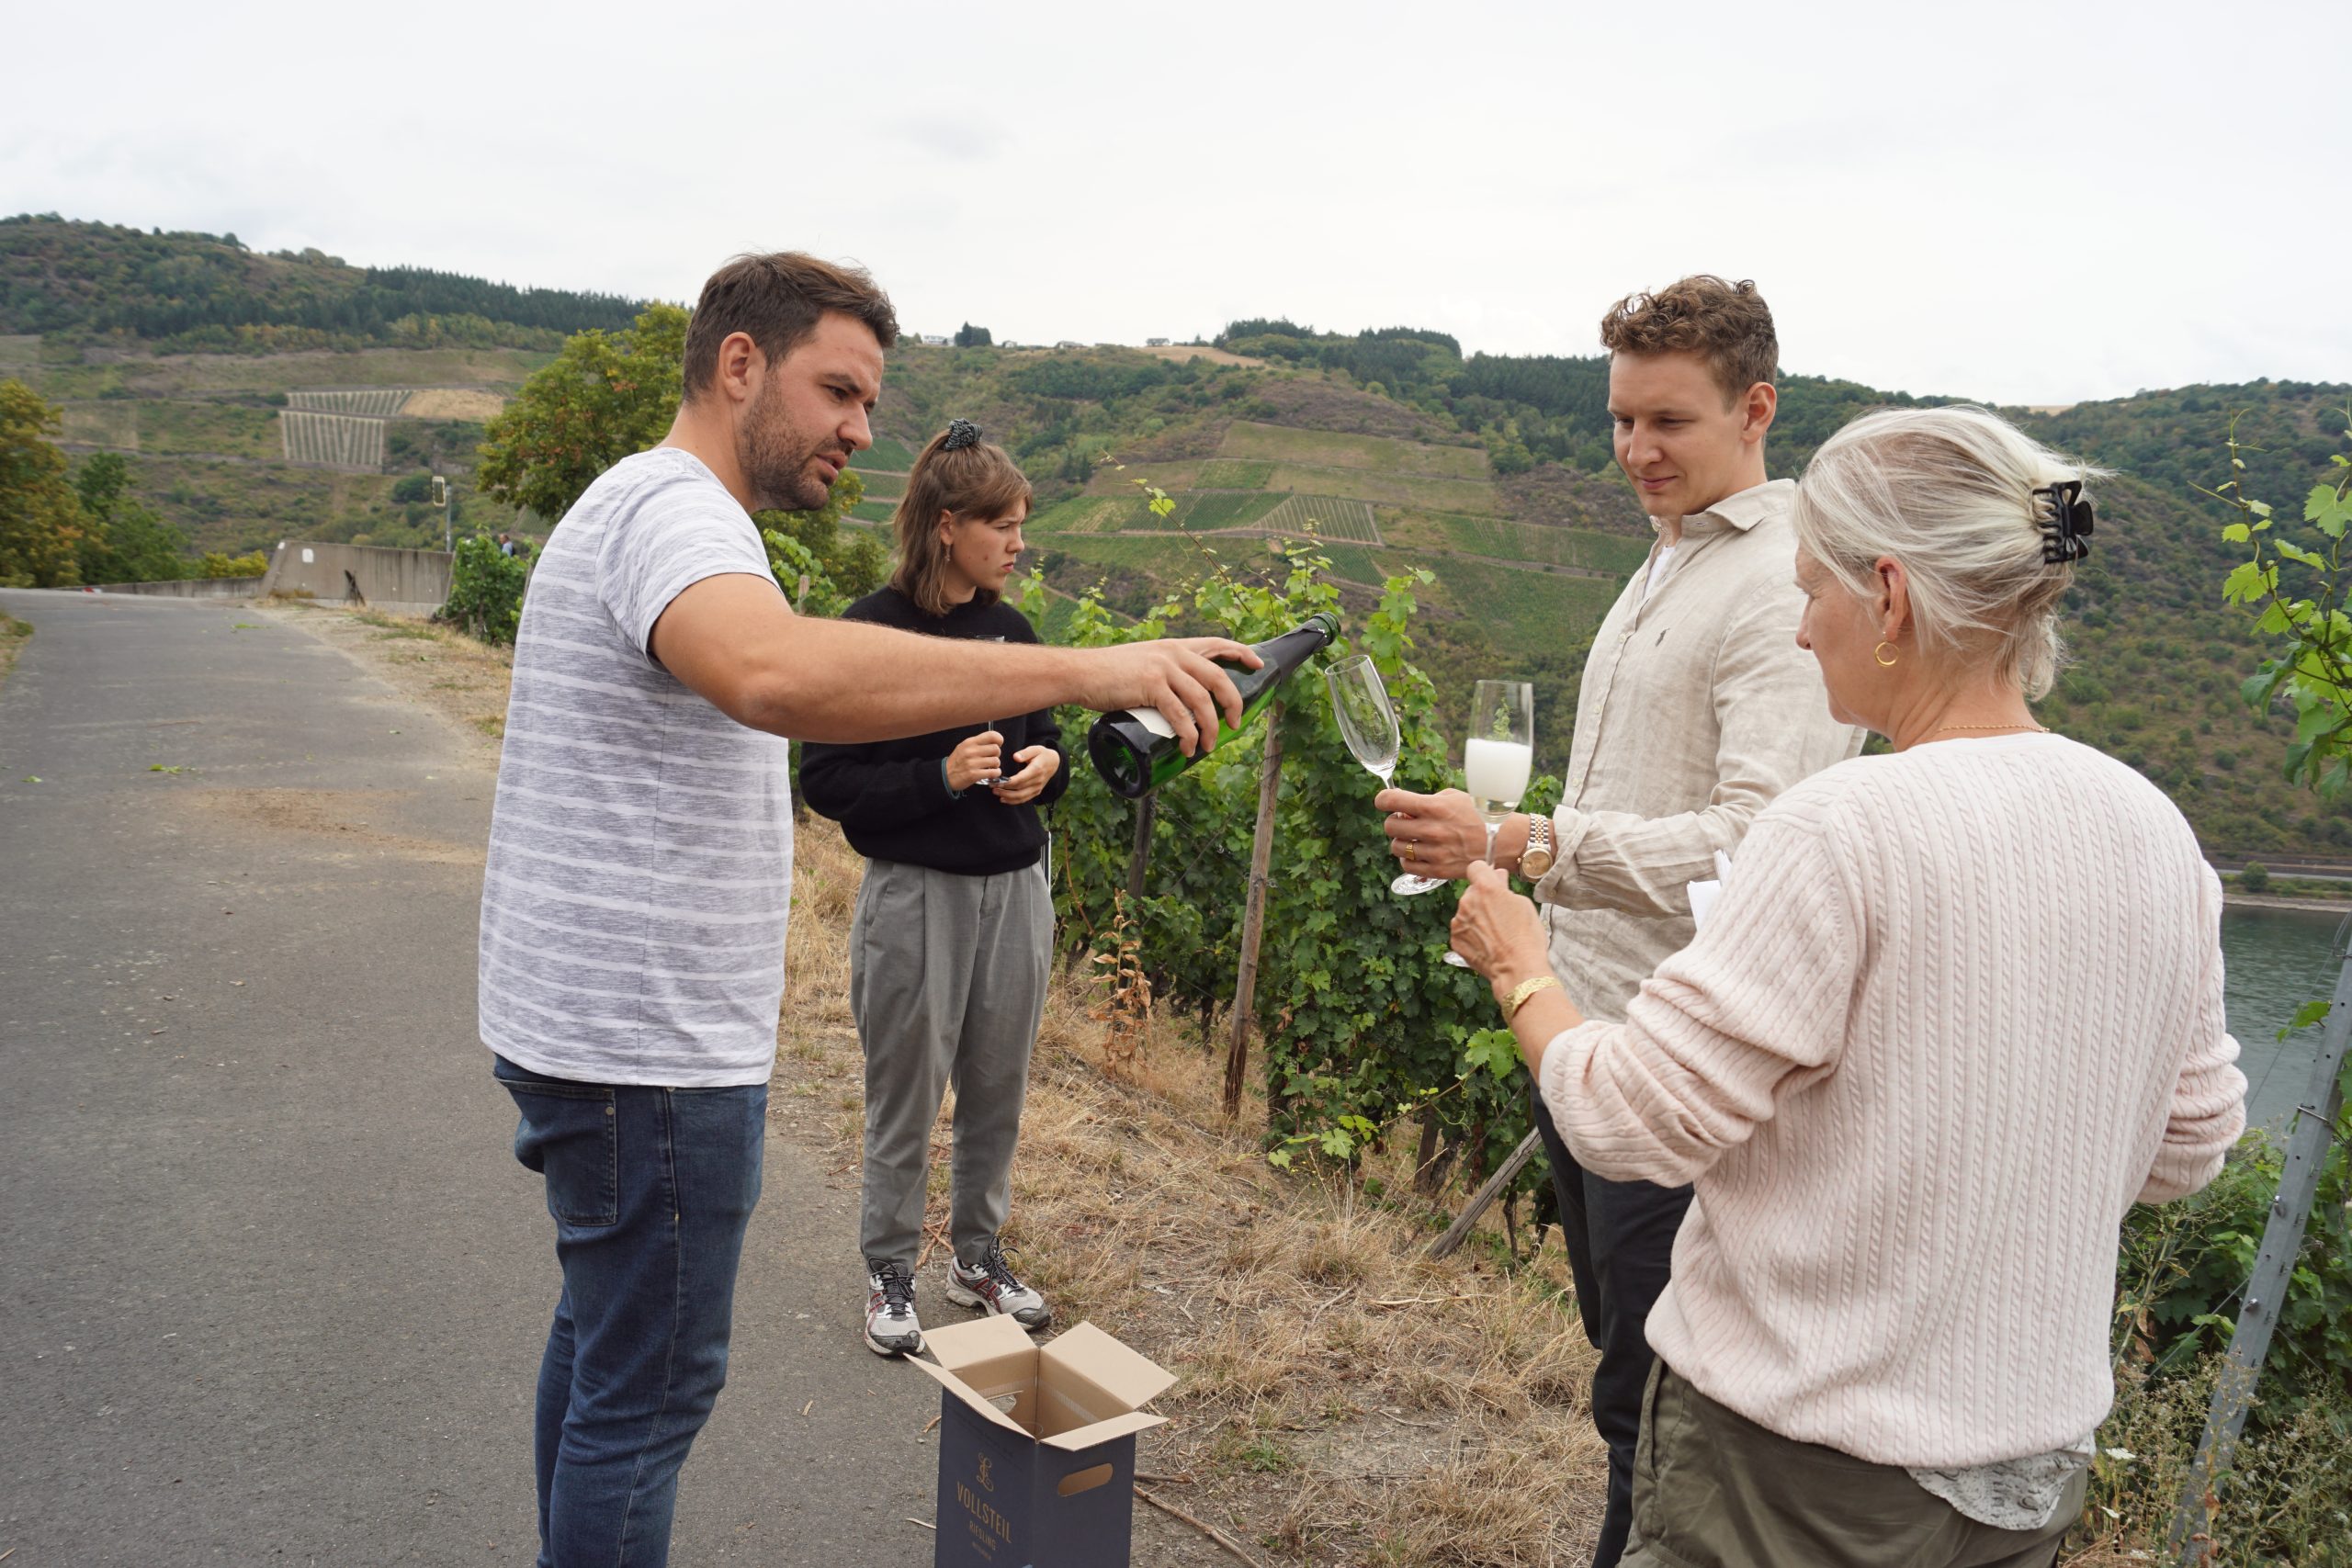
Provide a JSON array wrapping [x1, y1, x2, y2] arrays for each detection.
[[797, 588, 1071, 875]]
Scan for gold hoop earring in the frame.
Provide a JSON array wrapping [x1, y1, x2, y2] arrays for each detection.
[[1874, 641, 1899, 668]]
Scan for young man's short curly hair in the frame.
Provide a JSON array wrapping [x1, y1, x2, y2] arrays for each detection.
[[1598, 276, 1779, 406]]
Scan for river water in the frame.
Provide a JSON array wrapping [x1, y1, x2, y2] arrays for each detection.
[[2222, 907, 2346, 1134]]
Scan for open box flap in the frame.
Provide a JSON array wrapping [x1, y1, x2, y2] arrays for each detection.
[[905, 1353, 1031, 1438], [924, 1314, 1037, 1373], [1039, 1323, 1177, 1413], [1039, 1408, 1168, 1452], [910, 1316, 1040, 1438]]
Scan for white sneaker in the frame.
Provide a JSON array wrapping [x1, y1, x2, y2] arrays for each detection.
[[864, 1257, 923, 1357], [944, 1239, 1051, 1329]]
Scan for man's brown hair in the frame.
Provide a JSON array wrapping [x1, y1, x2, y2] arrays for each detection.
[[890, 427, 1034, 616], [1599, 276, 1778, 405], [681, 253, 899, 401]]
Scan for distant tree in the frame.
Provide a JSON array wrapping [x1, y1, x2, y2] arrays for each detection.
[[954, 322, 994, 348], [2238, 862, 2271, 893], [199, 550, 269, 578], [73, 451, 190, 582], [0, 378, 89, 587], [475, 303, 688, 523]]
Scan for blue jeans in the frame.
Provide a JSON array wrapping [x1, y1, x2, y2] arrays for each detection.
[[495, 1055, 767, 1568]]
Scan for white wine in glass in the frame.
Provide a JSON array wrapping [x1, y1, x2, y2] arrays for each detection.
[[1444, 679, 1535, 967], [1323, 654, 1447, 897]]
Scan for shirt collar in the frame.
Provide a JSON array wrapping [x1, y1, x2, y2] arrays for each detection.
[[1653, 478, 1794, 537]]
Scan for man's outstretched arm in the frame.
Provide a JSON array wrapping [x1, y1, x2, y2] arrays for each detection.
[[648, 573, 1257, 750]]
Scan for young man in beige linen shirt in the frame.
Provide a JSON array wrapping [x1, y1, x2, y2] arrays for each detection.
[[1377, 276, 1861, 1568]]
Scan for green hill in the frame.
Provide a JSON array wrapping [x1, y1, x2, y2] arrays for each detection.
[[6, 219, 2341, 859], [1, 215, 645, 352]]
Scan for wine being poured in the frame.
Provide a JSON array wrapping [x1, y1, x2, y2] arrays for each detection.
[[1086, 613, 1341, 798]]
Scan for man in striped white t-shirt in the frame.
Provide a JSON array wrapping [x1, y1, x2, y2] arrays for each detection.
[[482, 253, 1253, 1567]]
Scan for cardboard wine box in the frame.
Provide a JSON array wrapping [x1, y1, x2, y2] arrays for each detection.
[[910, 1316, 1177, 1568]]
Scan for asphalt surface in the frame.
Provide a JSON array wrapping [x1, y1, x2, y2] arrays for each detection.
[[0, 590, 948, 1566]]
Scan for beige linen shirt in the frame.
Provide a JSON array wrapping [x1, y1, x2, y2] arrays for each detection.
[[1532, 478, 1862, 1022]]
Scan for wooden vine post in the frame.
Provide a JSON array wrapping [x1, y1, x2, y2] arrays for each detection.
[[1222, 701, 1284, 1118]]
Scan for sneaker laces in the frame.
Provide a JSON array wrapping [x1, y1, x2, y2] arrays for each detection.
[[869, 1258, 916, 1315], [972, 1240, 1024, 1292]]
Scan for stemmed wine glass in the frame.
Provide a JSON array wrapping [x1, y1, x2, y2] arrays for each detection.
[[1324, 655, 1446, 896], [976, 634, 1009, 788], [1442, 679, 1534, 967]]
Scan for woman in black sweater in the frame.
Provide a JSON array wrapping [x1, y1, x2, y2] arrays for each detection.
[[798, 421, 1069, 1357]]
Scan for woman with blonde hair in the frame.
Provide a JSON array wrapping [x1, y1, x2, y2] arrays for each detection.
[[1448, 405, 2248, 1567], [800, 419, 1065, 1357]]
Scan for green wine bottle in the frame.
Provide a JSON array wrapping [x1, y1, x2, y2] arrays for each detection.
[[1086, 613, 1341, 798]]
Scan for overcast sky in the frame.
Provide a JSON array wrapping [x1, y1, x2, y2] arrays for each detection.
[[6, 1, 2345, 405]]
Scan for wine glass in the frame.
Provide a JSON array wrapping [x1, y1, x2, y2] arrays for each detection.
[[1442, 679, 1534, 968], [1324, 654, 1446, 897]]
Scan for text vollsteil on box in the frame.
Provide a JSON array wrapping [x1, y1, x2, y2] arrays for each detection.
[[910, 1316, 1177, 1568]]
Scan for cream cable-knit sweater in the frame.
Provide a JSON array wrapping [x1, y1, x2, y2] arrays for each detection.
[[1539, 733, 2248, 1468]]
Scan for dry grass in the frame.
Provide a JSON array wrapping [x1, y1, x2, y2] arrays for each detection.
[[0, 613, 30, 689], [780, 818, 1608, 1566]]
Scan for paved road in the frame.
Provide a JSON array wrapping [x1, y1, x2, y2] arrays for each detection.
[[0, 590, 944, 1566]]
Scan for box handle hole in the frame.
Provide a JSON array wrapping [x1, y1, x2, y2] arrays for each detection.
[[1057, 1463, 1114, 1497]]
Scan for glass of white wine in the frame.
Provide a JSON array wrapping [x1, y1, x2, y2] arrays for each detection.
[[1443, 679, 1534, 968], [1324, 654, 1446, 897]]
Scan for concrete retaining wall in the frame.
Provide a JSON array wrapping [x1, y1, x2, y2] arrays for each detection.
[[86, 577, 263, 600], [255, 541, 453, 608]]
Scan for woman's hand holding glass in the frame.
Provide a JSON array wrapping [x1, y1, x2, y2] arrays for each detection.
[[944, 729, 1009, 795], [1448, 860, 1552, 996], [989, 745, 1060, 806]]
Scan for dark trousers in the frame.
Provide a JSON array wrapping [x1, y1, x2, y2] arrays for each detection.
[[496, 1055, 767, 1568], [1531, 1085, 1694, 1568]]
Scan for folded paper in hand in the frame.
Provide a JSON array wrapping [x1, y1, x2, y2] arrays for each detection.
[[1686, 850, 1735, 931]]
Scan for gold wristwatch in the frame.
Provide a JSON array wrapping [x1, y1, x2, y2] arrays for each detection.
[[1517, 813, 1556, 879]]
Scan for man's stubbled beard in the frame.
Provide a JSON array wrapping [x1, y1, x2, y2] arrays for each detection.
[[739, 378, 843, 513]]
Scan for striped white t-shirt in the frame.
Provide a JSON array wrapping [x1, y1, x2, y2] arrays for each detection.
[[478, 447, 792, 1088]]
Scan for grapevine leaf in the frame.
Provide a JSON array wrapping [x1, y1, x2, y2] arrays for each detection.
[[2222, 561, 2269, 604], [2306, 483, 2352, 539]]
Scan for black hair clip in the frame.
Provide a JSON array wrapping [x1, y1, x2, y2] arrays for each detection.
[[942, 418, 983, 452], [2033, 479, 2094, 565]]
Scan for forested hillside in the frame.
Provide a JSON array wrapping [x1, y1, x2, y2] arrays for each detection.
[[0, 215, 645, 352]]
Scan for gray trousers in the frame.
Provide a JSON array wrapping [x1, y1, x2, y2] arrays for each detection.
[[850, 858, 1052, 1269]]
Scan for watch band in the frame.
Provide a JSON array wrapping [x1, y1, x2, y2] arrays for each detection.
[[1503, 974, 1560, 1021], [1518, 813, 1556, 878]]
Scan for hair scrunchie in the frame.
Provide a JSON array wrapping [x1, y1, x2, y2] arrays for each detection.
[[942, 418, 983, 452]]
